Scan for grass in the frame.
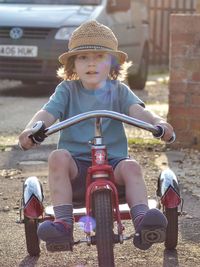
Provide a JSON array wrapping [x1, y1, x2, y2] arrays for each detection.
[[128, 137, 162, 146], [0, 135, 18, 148]]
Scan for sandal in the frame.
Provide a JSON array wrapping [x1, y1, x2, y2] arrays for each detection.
[[37, 219, 73, 252], [133, 209, 168, 250]]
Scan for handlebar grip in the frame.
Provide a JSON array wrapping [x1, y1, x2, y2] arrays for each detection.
[[29, 121, 47, 144], [153, 125, 176, 144], [153, 125, 165, 139], [166, 132, 176, 144]]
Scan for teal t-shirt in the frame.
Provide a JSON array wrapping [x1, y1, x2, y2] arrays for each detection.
[[42, 79, 144, 160]]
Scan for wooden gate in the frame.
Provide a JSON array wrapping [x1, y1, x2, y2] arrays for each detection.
[[147, 0, 196, 65]]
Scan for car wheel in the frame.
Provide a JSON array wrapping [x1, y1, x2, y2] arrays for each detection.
[[128, 43, 149, 90]]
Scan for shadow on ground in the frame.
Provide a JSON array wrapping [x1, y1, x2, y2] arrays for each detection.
[[0, 81, 56, 98]]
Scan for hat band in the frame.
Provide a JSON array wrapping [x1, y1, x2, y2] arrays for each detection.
[[70, 45, 114, 52]]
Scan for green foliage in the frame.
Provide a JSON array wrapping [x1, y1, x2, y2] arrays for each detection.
[[128, 137, 161, 146]]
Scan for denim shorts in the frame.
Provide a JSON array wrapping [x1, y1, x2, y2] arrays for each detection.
[[71, 157, 128, 205]]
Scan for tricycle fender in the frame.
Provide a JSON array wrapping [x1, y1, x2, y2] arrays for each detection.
[[157, 169, 181, 208], [23, 176, 44, 218]]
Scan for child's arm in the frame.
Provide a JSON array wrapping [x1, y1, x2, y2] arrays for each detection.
[[18, 109, 56, 150], [129, 104, 174, 142]]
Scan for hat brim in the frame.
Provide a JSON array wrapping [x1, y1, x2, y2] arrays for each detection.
[[59, 49, 128, 65]]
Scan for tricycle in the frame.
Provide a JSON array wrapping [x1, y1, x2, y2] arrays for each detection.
[[18, 110, 182, 267]]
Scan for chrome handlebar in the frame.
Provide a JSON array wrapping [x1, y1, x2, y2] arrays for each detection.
[[46, 110, 161, 136], [30, 110, 176, 144]]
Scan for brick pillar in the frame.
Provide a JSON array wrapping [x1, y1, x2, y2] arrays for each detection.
[[168, 14, 200, 149], [197, 0, 200, 13]]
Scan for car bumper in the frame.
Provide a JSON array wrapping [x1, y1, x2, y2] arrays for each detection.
[[0, 30, 68, 82], [0, 57, 60, 82]]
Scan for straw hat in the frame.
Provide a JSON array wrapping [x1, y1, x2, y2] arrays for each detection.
[[59, 20, 128, 65]]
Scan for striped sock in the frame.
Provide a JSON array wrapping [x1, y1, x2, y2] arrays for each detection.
[[130, 204, 149, 230], [53, 204, 73, 226]]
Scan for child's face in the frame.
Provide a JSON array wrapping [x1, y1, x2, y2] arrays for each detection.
[[74, 52, 112, 89]]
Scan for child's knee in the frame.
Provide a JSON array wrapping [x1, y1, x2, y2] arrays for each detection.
[[48, 149, 71, 168], [121, 160, 142, 176]]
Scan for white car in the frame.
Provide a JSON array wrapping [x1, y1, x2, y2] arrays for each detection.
[[0, 0, 149, 89]]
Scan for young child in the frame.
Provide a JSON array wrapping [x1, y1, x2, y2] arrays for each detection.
[[18, 20, 174, 251]]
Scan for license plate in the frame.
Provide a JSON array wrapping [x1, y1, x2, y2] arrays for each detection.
[[0, 45, 38, 57]]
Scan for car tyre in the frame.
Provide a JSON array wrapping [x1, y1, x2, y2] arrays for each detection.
[[128, 43, 149, 90]]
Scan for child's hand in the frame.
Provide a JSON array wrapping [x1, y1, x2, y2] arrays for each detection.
[[156, 122, 174, 143], [18, 129, 38, 150]]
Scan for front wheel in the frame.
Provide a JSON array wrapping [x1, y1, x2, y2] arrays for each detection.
[[93, 190, 115, 267], [164, 207, 178, 250], [24, 217, 40, 256]]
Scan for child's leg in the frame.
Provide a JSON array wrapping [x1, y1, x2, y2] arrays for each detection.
[[114, 158, 148, 208], [48, 149, 78, 225], [114, 158, 167, 250], [37, 149, 78, 251], [114, 159, 149, 226], [48, 149, 78, 206]]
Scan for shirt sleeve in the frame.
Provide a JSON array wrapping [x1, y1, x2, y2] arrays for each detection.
[[42, 82, 69, 120], [119, 82, 145, 115]]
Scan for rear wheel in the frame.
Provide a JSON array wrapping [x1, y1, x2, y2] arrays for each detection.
[[24, 217, 40, 256], [164, 207, 178, 249], [93, 190, 115, 267]]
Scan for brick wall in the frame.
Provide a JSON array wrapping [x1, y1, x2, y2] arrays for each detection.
[[168, 14, 200, 149]]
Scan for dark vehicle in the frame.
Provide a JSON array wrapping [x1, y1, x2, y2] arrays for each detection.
[[0, 0, 149, 89]]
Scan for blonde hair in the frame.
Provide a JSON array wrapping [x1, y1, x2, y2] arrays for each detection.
[[57, 55, 132, 82]]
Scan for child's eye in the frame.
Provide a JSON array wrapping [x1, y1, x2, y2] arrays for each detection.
[[77, 55, 87, 60], [96, 54, 105, 59]]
